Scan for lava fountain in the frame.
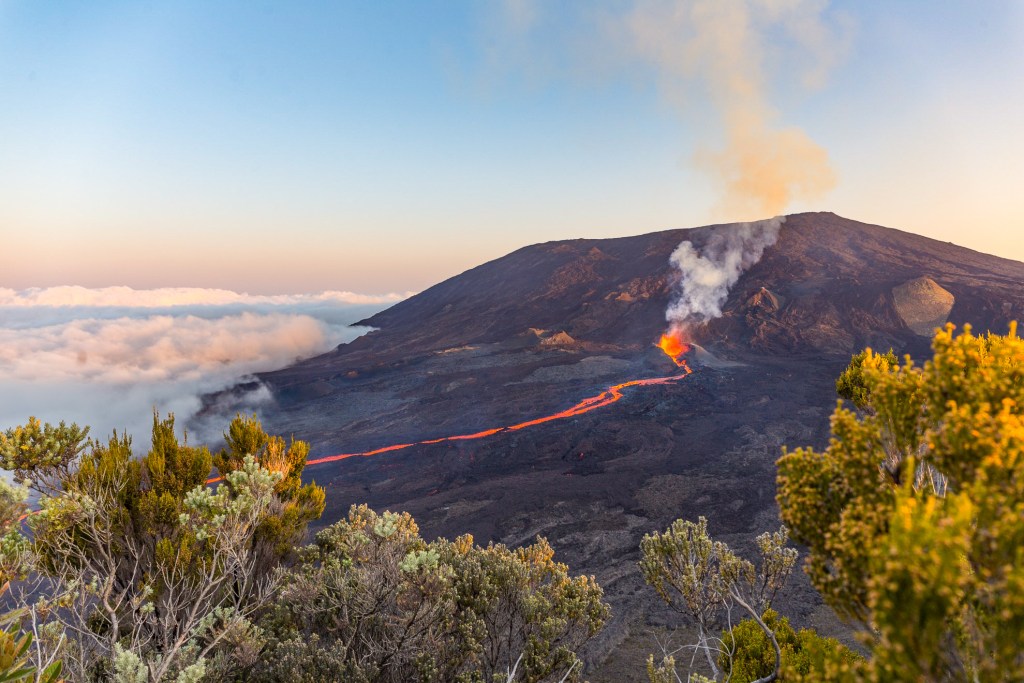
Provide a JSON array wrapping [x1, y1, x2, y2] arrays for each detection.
[[657, 329, 690, 367]]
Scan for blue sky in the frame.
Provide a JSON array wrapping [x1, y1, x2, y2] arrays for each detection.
[[2, 1, 1022, 294]]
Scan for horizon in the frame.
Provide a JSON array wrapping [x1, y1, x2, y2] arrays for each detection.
[[2, 2, 1023, 294], [3, 210, 1022, 302]]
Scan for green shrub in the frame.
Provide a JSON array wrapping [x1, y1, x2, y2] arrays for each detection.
[[721, 609, 859, 682]]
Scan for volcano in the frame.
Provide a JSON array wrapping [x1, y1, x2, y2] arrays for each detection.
[[205, 212, 1024, 676]]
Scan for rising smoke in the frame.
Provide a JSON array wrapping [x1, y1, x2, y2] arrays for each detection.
[[666, 216, 784, 330], [625, 3, 836, 339], [482, 0, 848, 218], [623, 0, 844, 217]]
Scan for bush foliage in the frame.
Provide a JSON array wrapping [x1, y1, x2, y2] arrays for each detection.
[[0, 414, 607, 682], [778, 323, 1024, 681], [249, 504, 608, 682], [720, 609, 858, 683]]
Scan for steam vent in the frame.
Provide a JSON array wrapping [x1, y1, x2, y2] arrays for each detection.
[[892, 276, 955, 336]]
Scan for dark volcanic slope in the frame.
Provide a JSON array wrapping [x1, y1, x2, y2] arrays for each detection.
[[235, 212, 1024, 677], [366, 211, 1024, 350], [277, 212, 1023, 380]]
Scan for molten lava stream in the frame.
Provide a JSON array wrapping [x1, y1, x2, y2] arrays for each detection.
[[299, 358, 692, 469], [202, 337, 694, 484], [50, 361, 693, 504]]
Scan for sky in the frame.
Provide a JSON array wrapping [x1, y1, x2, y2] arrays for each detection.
[[1, 1, 1022, 296]]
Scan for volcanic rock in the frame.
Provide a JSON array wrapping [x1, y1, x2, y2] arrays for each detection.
[[539, 330, 576, 346], [892, 276, 956, 335], [202, 212, 1024, 678], [745, 286, 782, 314]]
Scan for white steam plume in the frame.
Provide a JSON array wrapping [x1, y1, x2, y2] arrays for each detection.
[[666, 215, 784, 328]]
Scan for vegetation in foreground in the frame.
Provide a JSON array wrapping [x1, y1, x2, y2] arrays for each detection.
[[642, 323, 1024, 682], [778, 323, 1024, 681], [0, 323, 1021, 681], [0, 415, 608, 682]]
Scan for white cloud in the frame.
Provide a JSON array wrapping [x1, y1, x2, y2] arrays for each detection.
[[0, 287, 404, 448], [0, 285, 411, 308], [0, 312, 343, 383]]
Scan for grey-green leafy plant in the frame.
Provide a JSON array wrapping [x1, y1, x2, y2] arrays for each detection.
[[640, 518, 797, 682], [0, 479, 62, 683], [252, 504, 609, 683], [1, 413, 324, 682], [0, 417, 90, 495]]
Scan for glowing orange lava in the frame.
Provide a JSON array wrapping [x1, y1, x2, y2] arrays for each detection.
[[205, 349, 694, 484], [301, 360, 691, 468], [658, 331, 690, 366], [11, 339, 697, 519]]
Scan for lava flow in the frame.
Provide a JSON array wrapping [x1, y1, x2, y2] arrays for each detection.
[[300, 336, 693, 469], [207, 335, 694, 481], [25, 350, 694, 515]]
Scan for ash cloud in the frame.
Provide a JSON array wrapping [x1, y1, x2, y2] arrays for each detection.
[[0, 287, 405, 447], [666, 216, 784, 330], [622, 0, 844, 217], [480, 0, 849, 218]]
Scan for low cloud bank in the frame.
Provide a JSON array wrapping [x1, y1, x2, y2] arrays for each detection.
[[0, 286, 409, 308], [0, 286, 405, 449]]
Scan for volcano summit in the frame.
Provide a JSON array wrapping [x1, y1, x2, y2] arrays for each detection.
[[206, 212, 1024, 674]]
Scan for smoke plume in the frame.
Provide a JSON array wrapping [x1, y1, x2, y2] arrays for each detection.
[[480, 1, 848, 218], [623, 0, 843, 217], [666, 216, 784, 329]]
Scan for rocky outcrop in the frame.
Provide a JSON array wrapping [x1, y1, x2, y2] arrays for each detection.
[[745, 286, 782, 314], [892, 276, 955, 336], [539, 330, 577, 347]]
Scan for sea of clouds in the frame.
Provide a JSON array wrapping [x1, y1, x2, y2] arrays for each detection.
[[0, 286, 409, 449]]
